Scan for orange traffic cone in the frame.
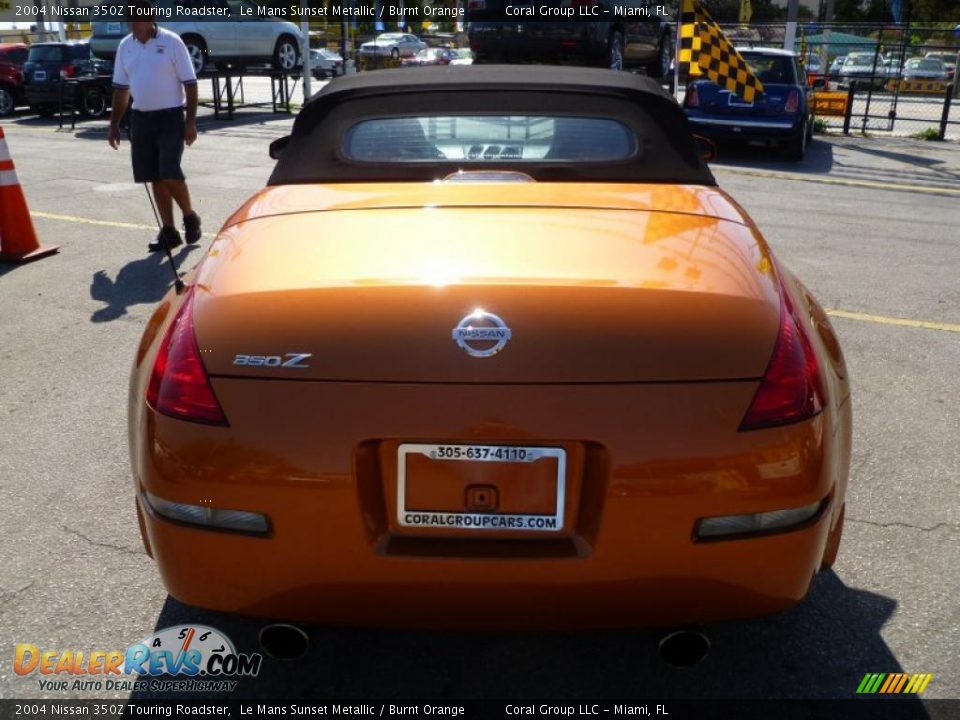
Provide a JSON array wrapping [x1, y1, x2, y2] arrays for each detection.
[[0, 126, 59, 263]]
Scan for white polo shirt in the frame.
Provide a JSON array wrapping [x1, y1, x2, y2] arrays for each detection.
[[112, 26, 197, 111]]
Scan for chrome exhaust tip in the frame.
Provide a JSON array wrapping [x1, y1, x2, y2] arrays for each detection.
[[658, 629, 711, 668], [258, 623, 309, 661]]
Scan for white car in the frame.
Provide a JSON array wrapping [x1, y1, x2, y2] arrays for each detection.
[[802, 55, 823, 74], [828, 55, 846, 75], [90, 0, 303, 74], [358, 33, 426, 59], [448, 49, 474, 66]]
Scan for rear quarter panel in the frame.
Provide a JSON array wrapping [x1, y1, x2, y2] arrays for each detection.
[[128, 282, 191, 498], [716, 187, 851, 538], [779, 266, 852, 540]]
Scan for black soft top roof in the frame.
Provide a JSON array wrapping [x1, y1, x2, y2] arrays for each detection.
[[269, 65, 715, 186], [297, 65, 674, 116]]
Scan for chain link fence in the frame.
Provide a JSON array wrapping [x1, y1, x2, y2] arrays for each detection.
[[715, 22, 959, 140]]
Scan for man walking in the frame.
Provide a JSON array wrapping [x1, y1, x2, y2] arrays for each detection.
[[108, 0, 201, 252]]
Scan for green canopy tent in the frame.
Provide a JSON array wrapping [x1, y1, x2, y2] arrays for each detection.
[[798, 32, 878, 58]]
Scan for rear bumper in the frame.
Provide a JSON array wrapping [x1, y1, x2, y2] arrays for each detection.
[[139, 493, 832, 629], [24, 84, 63, 107], [687, 115, 802, 141], [131, 380, 848, 629], [25, 79, 111, 109]]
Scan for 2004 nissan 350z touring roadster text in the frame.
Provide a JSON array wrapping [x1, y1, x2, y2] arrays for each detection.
[[128, 66, 851, 629]]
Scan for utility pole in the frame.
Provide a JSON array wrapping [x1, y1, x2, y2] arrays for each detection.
[[823, 0, 835, 77], [784, 0, 799, 51], [300, 15, 311, 101], [34, 0, 46, 36]]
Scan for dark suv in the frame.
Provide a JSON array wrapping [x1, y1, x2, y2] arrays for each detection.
[[22, 42, 113, 118], [468, 1, 673, 77], [0, 43, 29, 117]]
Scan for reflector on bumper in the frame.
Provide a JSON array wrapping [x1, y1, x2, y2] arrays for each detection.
[[695, 499, 824, 540], [143, 492, 269, 535]]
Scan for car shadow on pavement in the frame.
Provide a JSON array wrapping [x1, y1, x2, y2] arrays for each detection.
[[89, 245, 198, 322], [126, 570, 924, 706], [8, 113, 74, 129], [710, 137, 835, 175], [62, 109, 294, 142]]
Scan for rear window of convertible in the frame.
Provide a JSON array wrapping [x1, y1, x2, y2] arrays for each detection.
[[342, 116, 637, 164], [268, 74, 715, 185]]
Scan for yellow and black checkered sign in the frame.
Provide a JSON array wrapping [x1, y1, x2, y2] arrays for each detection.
[[680, 0, 765, 103], [886, 78, 951, 94], [678, 0, 702, 77]]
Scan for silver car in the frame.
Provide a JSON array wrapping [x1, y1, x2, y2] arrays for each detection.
[[358, 33, 426, 60], [903, 57, 948, 82], [90, 0, 303, 74], [924, 51, 957, 80], [308, 48, 343, 79], [839, 52, 887, 88]]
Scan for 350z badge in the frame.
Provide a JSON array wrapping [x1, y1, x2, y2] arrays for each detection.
[[233, 353, 312, 368]]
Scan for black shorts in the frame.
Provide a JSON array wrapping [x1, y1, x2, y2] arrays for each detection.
[[130, 107, 186, 183]]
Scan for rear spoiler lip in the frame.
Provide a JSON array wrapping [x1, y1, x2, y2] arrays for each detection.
[[218, 200, 749, 235]]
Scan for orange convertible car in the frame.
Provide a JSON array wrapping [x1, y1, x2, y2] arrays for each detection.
[[129, 67, 851, 629]]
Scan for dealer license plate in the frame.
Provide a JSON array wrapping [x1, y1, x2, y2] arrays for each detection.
[[397, 443, 566, 533], [33, 70, 46, 82]]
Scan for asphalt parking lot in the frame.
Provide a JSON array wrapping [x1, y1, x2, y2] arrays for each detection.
[[0, 95, 958, 705]]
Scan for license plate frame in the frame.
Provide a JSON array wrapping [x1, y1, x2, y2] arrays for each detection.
[[727, 92, 754, 108], [33, 70, 46, 82], [397, 443, 566, 533]]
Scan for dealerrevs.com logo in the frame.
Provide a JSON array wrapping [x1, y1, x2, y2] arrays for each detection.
[[14, 625, 262, 693]]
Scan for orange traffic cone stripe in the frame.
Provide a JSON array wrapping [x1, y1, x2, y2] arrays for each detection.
[[0, 125, 60, 263]]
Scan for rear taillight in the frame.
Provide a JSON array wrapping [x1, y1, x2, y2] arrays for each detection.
[[739, 273, 825, 431], [684, 85, 700, 108], [784, 89, 799, 113], [146, 288, 228, 426], [61, 64, 75, 79]]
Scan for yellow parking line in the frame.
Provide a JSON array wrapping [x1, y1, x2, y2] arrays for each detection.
[[31, 210, 157, 232], [714, 167, 960, 197], [826, 309, 960, 333], [30, 210, 215, 237]]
